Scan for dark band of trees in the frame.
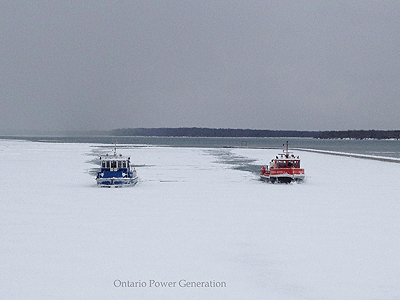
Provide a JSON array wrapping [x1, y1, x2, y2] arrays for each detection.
[[110, 128, 400, 140]]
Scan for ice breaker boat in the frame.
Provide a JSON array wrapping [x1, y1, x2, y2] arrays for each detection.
[[260, 141, 305, 183], [96, 147, 138, 187]]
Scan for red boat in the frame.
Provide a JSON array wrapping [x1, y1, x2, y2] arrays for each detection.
[[260, 141, 305, 183]]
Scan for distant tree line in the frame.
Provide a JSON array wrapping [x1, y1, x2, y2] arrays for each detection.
[[110, 127, 319, 138], [109, 128, 400, 139], [317, 130, 400, 140]]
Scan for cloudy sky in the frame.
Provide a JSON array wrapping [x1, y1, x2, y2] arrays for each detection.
[[1, 1, 399, 132]]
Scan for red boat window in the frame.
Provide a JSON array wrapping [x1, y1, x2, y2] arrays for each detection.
[[277, 160, 287, 168]]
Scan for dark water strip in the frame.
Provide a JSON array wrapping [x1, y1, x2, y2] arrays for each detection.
[[2, 135, 400, 160], [297, 148, 400, 163]]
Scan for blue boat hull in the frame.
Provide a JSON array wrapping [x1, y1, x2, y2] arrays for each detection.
[[96, 176, 138, 187]]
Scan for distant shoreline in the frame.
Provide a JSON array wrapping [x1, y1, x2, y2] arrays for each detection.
[[110, 128, 400, 140], [1, 128, 400, 140]]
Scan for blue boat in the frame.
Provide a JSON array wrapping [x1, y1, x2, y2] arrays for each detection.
[[96, 147, 138, 187]]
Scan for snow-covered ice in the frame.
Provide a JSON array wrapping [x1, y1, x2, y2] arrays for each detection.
[[1, 139, 400, 299]]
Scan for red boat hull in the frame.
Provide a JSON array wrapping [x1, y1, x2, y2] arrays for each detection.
[[260, 168, 305, 183]]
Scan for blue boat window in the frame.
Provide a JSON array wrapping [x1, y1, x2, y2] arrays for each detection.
[[111, 161, 117, 168], [118, 161, 122, 168], [122, 161, 127, 168], [106, 161, 110, 168], [102, 161, 106, 168]]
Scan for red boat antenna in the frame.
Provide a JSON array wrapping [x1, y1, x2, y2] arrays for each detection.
[[284, 141, 289, 157]]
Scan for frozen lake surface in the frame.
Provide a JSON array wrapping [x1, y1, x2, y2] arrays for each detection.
[[1, 139, 400, 299]]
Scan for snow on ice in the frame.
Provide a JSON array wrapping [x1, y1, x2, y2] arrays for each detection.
[[1, 139, 400, 299]]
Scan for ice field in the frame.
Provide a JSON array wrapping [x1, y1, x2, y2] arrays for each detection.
[[1, 139, 400, 299]]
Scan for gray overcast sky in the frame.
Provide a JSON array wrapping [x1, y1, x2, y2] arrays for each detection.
[[1, 0, 400, 132]]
